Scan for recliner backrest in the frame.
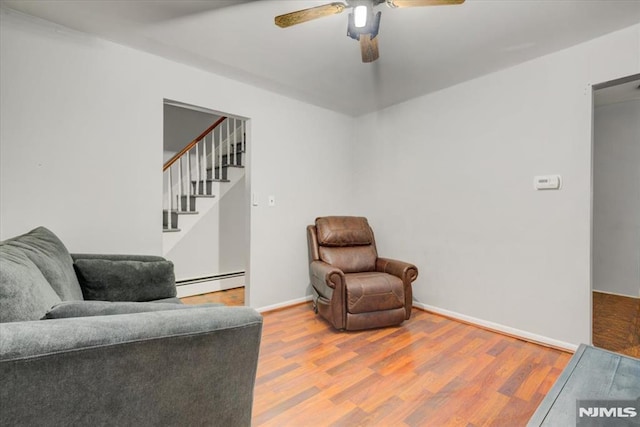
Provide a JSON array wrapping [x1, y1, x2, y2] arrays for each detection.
[[314, 216, 377, 273]]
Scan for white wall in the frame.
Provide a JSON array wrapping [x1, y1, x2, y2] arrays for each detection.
[[219, 175, 247, 274], [163, 104, 220, 153], [165, 174, 247, 282], [593, 99, 640, 298], [166, 201, 222, 280], [0, 10, 355, 309], [351, 24, 639, 348], [0, 13, 163, 255]]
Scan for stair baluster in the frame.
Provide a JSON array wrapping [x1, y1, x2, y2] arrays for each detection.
[[241, 120, 246, 155], [226, 118, 231, 171], [203, 136, 208, 195], [166, 167, 173, 230], [187, 150, 192, 207], [177, 157, 183, 211], [196, 143, 201, 196], [218, 124, 223, 180], [232, 117, 240, 166]]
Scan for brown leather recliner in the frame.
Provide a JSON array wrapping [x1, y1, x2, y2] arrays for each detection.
[[307, 216, 418, 331]]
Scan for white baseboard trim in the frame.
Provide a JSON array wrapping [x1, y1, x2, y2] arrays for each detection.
[[257, 295, 313, 313], [176, 275, 244, 298], [413, 302, 578, 352], [593, 289, 640, 299]]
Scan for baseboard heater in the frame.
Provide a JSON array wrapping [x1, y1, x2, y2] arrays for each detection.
[[176, 271, 245, 287]]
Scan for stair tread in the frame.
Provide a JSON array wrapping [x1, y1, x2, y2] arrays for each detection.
[[176, 210, 199, 215], [162, 228, 181, 233], [193, 194, 216, 198]]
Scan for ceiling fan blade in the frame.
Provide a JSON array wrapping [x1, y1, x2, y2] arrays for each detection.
[[387, 0, 464, 7], [275, 2, 347, 28], [360, 34, 379, 63]]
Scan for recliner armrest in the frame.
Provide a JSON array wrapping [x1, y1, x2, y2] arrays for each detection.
[[376, 257, 419, 284], [309, 260, 345, 290], [0, 306, 263, 426]]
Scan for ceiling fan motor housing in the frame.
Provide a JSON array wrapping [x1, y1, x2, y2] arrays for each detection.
[[347, 10, 381, 40]]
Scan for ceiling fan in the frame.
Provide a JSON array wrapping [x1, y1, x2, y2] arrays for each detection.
[[275, 0, 465, 63]]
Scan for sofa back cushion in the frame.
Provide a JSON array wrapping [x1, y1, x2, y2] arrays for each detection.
[[1, 227, 83, 301], [74, 259, 176, 302], [0, 246, 62, 322]]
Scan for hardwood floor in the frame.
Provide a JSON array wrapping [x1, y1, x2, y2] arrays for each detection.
[[180, 286, 245, 306], [252, 304, 571, 427], [592, 291, 640, 358], [181, 290, 572, 426]]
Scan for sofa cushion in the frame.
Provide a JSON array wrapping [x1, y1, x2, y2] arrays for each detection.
[[1, 227, 83, 301], [74, 259, 176, 302], [42, 300, 222, 319], [0, 246, 62, 322]]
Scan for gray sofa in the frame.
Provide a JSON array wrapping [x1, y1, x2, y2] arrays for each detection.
[[0, 227, 262, 427]]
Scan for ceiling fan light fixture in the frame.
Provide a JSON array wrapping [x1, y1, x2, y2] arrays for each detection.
[[353, 5, 368, 28], [274, 0, 465, 62]]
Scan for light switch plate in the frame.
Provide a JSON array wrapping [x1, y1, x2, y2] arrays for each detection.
[[534, 175, 561, 190]]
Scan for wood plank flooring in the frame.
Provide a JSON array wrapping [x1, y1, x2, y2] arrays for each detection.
[[252, 304, 571, 427], [182, 290, 572, 426], [592, 291, 640, 358], [180, 286, 245, 306]]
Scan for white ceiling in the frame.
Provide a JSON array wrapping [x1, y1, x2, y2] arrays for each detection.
[[2, 0, 640, 116]]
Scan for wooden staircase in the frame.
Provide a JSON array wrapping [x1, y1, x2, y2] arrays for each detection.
[[162, 117, 246, 234]]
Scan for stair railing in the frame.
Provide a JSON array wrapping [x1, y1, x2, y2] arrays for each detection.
[[163, 116, 246, 231]]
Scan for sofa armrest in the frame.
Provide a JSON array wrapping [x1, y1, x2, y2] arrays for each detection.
[[376, 257, 418, 284], [0, 306, 262, 426]]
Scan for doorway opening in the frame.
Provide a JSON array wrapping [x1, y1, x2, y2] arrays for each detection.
[[162, 99, 250, 306], [591, 73, 640, 358]]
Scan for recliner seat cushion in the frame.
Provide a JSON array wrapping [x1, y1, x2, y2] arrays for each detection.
[[345, 272, 404, 314], [1, 227, 83, 301]]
